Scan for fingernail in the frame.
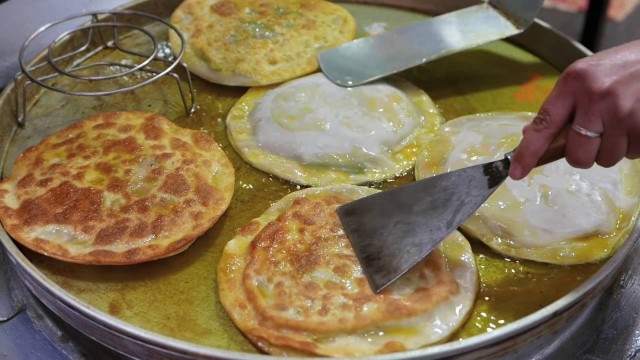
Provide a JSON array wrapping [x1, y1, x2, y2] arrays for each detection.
[[509, 163, 522, 180]]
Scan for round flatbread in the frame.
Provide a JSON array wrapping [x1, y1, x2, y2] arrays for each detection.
[[218, 185, 478, 356], [415, 112, 640, 264], [169, 0, 356, 86], [226, 73, 444, 186], [0, 112, 234, 265]]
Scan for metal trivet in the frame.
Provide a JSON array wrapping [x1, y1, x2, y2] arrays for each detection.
[[13, 10, 196, 126]]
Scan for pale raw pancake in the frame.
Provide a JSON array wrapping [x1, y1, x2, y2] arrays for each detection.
[[0, 112, 234, 265], [415, 112, 640, 265], [218, 185, 478, 356], [226, 73, 444, 186], [169, 0, 356, 86]]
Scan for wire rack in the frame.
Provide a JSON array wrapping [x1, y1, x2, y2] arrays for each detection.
[[13, 10, 196, 126]]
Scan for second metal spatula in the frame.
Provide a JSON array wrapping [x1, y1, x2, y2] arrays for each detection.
[[339, 129, 568, 293], [319, 0, 544, 86]]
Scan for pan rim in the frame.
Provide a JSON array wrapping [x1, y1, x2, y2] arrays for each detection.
[[3, 211, 637, 360], [0, 1, 627, 358]]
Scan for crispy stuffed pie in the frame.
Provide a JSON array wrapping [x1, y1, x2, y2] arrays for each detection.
[[415, 112, 640, 265], [169, 0, 356, 86], [218, 185, 478, 356], [0, 112, 234, 265], [226, 73, 444, 186]]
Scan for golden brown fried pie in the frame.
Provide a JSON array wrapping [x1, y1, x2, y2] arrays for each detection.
[[0, 112, 234, 265], [218, 185, 478, 356], [169, 0, 356, 86]]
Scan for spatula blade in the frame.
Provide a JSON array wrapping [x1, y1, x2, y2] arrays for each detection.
[[338, 156, 511, 293], [318, 0, 543, 87]]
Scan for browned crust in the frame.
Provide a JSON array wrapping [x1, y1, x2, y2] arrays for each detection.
[[242, 196, 459, 333], [0, 111, 235, 265], [169, 0, 356, 85], [217, 188, 464, 356], [247, 327, 321, 355]]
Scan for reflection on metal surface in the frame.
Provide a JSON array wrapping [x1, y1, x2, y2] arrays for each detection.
[[13, 10, 195, 126], [0, 0, 638, 359], [0, 305, 24, 323], [319, 0, 544, 86], [0, 252, 123, 359]]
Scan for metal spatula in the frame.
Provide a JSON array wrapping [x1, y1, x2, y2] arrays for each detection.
[[319, 0, 544, 86], [339, 129, 568, 293]]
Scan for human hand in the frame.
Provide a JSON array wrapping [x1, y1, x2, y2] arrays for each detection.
[[509, 40, 640, 180]]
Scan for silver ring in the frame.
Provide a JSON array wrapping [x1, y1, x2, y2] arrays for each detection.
[[571, 123, 602, 138]]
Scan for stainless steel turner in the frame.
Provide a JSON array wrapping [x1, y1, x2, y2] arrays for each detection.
[[339, 128, 568, 293], [319, 0, 544, 86]]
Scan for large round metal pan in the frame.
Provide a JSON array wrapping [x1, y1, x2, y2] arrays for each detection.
[[0, 0, 637, 359]]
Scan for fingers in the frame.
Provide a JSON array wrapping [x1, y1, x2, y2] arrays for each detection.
[[625, 100, 640, 159], [627, 132, 640, 159], [596, 99, 630, 167], [565, 98, 602, 169], [622, 69, 640, 159], [510, 41, 640, 178], [596, 127, 627, 167], [509, 82, 575, 180], [597, 65, 640, 163]]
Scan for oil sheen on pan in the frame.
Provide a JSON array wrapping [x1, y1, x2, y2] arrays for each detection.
[[9, 2, 601, 353]]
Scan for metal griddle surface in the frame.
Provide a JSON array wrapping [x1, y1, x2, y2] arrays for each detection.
[[1, 1, 639, 358]]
